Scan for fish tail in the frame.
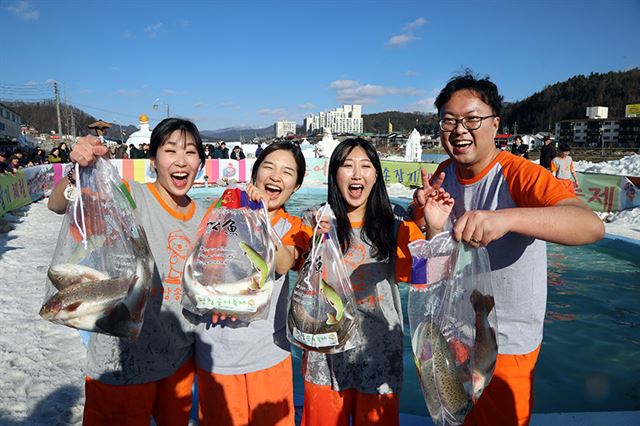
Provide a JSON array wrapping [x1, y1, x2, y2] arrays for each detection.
[[326, 313, 338, 325]]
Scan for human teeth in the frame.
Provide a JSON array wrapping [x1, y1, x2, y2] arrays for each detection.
[[173, 172, 188, 177]]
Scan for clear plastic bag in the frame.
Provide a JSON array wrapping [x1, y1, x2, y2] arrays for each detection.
[[182, 187, 279, 322], [408, 231, 498, 426], [39, 158, 154, 341], [287, 204, 362, 354]]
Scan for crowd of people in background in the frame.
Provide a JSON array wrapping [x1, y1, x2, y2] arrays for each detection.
[[0, 142, 71, 174], [0, 140, 259, 176]]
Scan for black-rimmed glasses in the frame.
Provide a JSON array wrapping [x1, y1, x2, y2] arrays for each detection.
[[439, 115, 497, 132]]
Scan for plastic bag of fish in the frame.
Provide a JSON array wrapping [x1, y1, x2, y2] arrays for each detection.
[[287, 204, 362, 354], [39, 158, 154, 341], [182, 187, 279, 322], [408, 231, 498, 426]]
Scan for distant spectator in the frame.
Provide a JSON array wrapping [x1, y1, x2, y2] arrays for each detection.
[[230, 145, 245, 160], [551, 143, 578, 194], [129, 144, 143, 159], [204, 144, 213, 159], [539, 135, 556, 170], [114, 141, 128, 159], [0, 151, 7, 173], [219, 142, 229, 159], [211, 142, 223, 159], [511, 135, 522, 157], [255, 143, 264, 158], [5, 155, 21, 174], [58, 142, 71, 163], [48, 147, 63, 163], [30, 147, 46, 165], [142, 143, 150, 158], [516, 143, 529, 158]]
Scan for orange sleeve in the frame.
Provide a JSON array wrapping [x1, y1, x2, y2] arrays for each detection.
[[550, 160, 558, 174], [500, 156, 574, 207], [279, 214, 312, 272], [395, 220, 425, 283]]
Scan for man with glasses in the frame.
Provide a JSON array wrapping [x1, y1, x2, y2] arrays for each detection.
[[413, 72, 604, 426]]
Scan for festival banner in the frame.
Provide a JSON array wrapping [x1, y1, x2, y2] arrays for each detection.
[[575, 173, 640, 212], [0, 171, 32, 217], [1, 160, 639, 218]]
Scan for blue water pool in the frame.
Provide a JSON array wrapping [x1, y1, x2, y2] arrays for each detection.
[[190, 187, 640, 415]]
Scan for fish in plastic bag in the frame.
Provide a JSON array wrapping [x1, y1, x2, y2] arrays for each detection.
[[182, 187, 279, 322], [40, 159, 154, 341], [408, 231, 498, 425], [287, 204, 362, 354]]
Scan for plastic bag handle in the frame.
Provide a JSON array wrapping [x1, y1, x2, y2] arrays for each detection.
[[72, 162, 88, 249]]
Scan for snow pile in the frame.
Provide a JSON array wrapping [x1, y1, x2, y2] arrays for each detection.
[[575, 154, 640, 177]]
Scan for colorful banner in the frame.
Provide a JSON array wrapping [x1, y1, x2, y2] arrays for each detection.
[[0, 171, 32, 216], [575, 173, 640, 212], [1, 159, 639, 217]]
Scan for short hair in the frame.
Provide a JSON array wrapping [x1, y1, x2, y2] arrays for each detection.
[[559, 143, 571, 152], [543, 135, 551, 141], [148, 118, 205, 167], [434, 70, 503, 116], [514, 135, 522, 142]]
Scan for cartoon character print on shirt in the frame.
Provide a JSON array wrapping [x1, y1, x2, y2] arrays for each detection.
[[345, 240, 389, 313], [163, 229, 193, 302]]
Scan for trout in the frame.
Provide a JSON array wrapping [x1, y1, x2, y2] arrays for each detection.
[[470, 290, 498, 401], [413, 321, 471, 424]]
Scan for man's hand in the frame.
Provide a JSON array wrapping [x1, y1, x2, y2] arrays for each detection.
[[414, 169, 454, 236], [452, 210, 510, 247]]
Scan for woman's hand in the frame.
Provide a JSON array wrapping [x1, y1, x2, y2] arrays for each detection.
[[211, 312, 237, 324], [246, 183, 268, 204], [70, 136, 109, 167]]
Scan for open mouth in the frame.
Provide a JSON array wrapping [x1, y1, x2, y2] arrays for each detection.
[[451, 140, 473, 153], [264, 184, 282, 199], [171, 172, 190, 188], [348, 184, 364, 198]]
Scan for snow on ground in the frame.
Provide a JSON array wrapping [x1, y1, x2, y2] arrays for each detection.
[[0, 202, 86, 425], [575, 153, 640, 177], [0, 155, 638, 424]]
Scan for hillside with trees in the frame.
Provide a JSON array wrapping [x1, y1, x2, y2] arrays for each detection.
[[502, 68, 640, 134], [6, 68, 638, 141], [4, 101, 136, 140], [363, 111, 438, 135]]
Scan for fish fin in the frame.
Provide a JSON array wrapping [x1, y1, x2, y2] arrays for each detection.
[[326, 313, 338, 325], [483, 294, 495, 313], [64, 301, 83, 313], [249, 275, 261, 291]]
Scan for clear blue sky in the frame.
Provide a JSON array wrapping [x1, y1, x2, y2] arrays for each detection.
[[1, 0, 638, 131]]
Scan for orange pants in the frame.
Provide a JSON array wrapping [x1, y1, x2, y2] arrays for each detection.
[[301, 381, 399, 426], [197, 355, 295, 426], [83, 358, 195, 426], [464, 345, 541, 426], [557, 178, 576, 194]]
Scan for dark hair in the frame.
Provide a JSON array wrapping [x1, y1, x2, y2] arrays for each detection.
[[559, 143, 571, 152], [543, 135, 551, 141], [251, 141, 306, 189], [51, 147, 60, 155], [514, 135, 522, 142], [328, 138, 395, 260], [148, 118, 205, 167], [434, 70, 503, 117]]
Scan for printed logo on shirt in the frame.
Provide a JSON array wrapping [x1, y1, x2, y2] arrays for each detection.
[[163, 229, 192, 301]]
